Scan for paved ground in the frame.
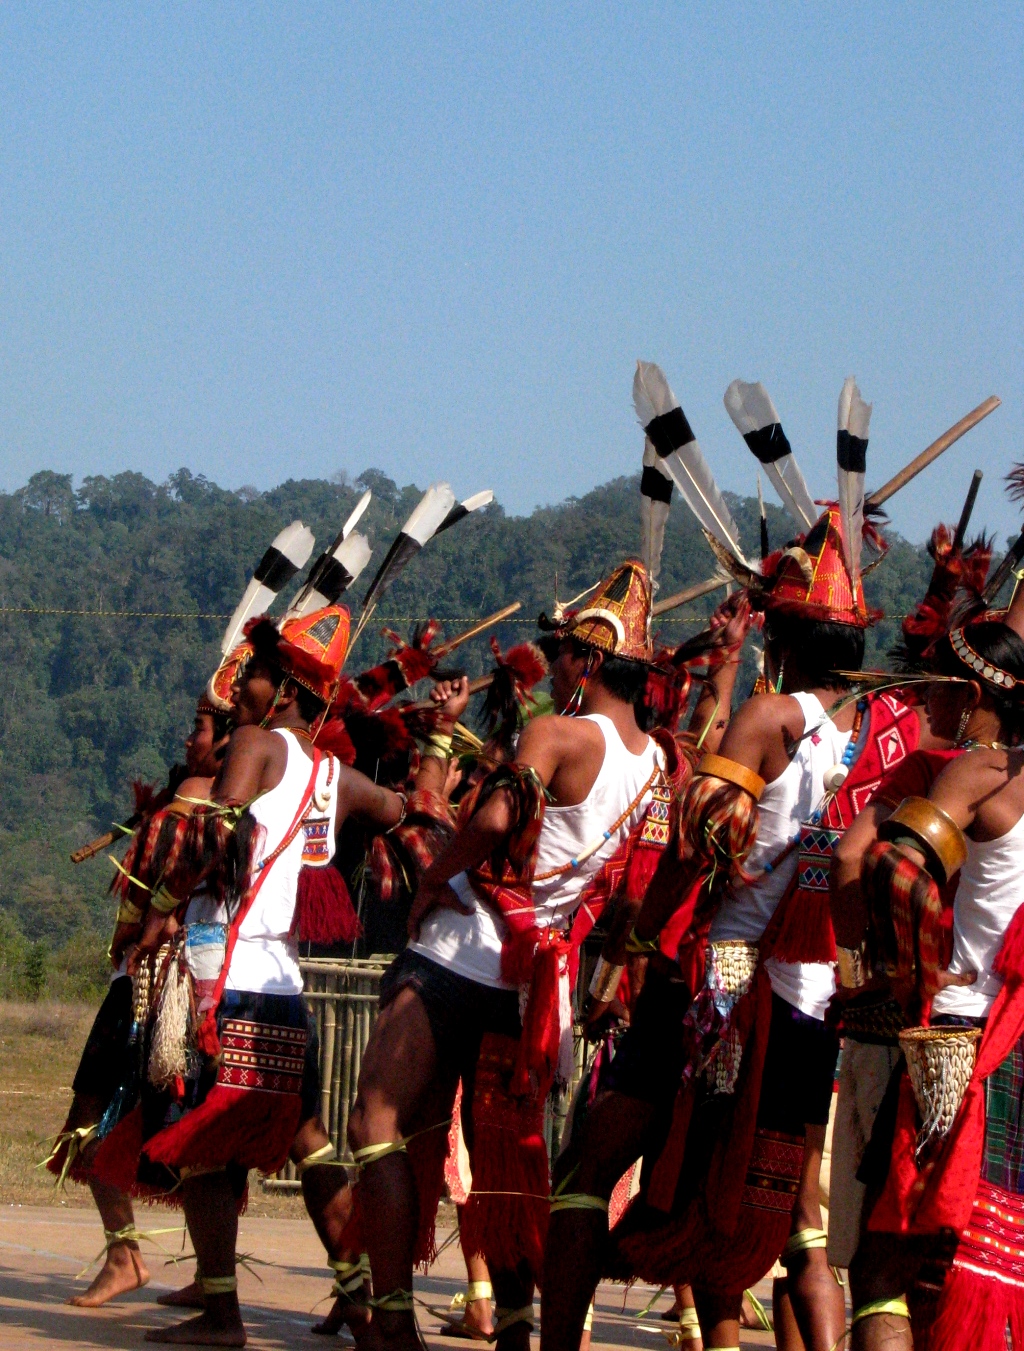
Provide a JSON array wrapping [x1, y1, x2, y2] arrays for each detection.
[[0, 1204, 783, 1350]]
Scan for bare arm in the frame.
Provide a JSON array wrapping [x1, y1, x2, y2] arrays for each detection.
[[830, 799, 892, 949], [407, 713, 570, 938], [686, 594, 752, 755]]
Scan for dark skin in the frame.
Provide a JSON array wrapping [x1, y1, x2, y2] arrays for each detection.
[[849, 725, 1024, 1351], [64, 711, 229, 1312], [353, 643, 651, 1351], [140, 658, 465, 1347], [545, 631, 859, 1351]]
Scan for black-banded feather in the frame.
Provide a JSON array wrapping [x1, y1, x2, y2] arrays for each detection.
[[633, 361, 748, 566], [724, 379, 816, 531], [220, 520, 315, 655], [287, 533, 373, 618], [837, 376, 872, 586], [360, 482, 457, 613], [436, 489, 494, 534], [757, 472, 770, 561], [285, 490, 372, 618], [640, 434, 673, 589]]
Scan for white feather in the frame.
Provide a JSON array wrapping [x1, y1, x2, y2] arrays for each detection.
[[837, 377, 872, 585], [341, 490, 372, 539], [220, 520, 315, 654], [724, 379, 817, 531], [289, 532, 373, 618], [459, 489, 494, 514], [633, 360, 748, 566], [402, 482, 457, 546]]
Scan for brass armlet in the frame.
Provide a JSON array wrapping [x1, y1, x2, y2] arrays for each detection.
[[696, 753, 766, 802], [878, 797, 968, 885], [836, 944, 871, 990], [149, 885, 183, 916], [588, 956, 625, 1004]]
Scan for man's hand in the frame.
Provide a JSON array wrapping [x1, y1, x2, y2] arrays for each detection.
[[583, 995, 629, 1041], [430, 675, 471, 728], [407, 876, 473, 941], [109, 920, 141, 968], [707, 592, 753, 650], [129, 909, 179, 971]]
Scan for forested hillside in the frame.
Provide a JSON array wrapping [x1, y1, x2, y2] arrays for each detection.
[[0, 466, 939, 995]]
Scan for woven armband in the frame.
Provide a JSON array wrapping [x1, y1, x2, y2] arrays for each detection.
[[836, 943, 870, 990], [879, 796, 968, 885], [116, 898, 145, 925], [696, 754, 765, 802], [149, 885, 183, 916]]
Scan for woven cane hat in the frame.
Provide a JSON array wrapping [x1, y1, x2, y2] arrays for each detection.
[[563, 559, 654, 663], [203, 641, 254, 715], [762, 504, 876, 629], [245, 604, 351, 706]]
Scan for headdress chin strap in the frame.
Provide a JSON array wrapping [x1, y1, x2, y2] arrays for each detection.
[[259, 681, 289, 729]]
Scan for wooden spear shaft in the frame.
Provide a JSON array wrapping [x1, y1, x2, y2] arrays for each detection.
[[433, 602, 522, 658], [865, 396, 1001, 510], [652, 574, 730, 617]]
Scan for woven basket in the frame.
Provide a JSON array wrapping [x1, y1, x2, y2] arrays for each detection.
[[899, 1025, 981, 1152]]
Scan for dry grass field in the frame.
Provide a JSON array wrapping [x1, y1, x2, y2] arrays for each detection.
[[0, 999, 305, 1218]]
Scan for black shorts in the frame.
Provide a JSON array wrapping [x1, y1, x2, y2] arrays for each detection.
[[599, 962, 692, 1112], [756, 993, 840, 1134], [72, 975, 134, 1103], [380, 948, 521, 1089]]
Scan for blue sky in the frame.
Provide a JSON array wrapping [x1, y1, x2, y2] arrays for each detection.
[[0, 4, 1019, 543]]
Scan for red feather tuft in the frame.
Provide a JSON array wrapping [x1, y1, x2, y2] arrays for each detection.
[[313, 715, 357, 766], [481, 640, 549, 753], [1007, 463, 1024, 506]]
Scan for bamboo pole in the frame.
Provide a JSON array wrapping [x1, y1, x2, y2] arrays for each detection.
[[952, 470, 984, 551], [433, 602, 522, 657], [866, 397, 1001, 510], [652, 574, 730, 617]]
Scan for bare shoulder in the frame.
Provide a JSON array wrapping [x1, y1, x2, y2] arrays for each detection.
[[172, 776, 215, 812], [932, 746, 1007, 797], [721, 692, 799, 744], [517, 712, 603, 757]]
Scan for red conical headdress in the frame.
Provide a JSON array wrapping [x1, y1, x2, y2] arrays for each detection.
[[760, 504, 879, 628]]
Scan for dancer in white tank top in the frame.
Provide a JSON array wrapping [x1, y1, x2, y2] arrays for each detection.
[[413, 712, 661, 987]]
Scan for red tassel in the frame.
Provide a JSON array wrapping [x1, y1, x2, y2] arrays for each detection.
[[512, 934, 566, 1100], [762, 888, 837, 964], [460, 1034, 549, 1285], [143, 1084, 301, 1178], [927, 1264, 1021, 1351], [92, 1107, 152, 1197], [291, 865, 361, 945]]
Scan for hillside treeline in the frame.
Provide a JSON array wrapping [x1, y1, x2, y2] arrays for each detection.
[[0, 466, 934, 996]]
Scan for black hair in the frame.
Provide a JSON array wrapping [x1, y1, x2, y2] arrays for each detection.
[[211, 711, 232, 741], [568, 638, 648, 705], [763, 613, 866, 691], [258, 655, 327, 726], [932, 620, 1024, 739]]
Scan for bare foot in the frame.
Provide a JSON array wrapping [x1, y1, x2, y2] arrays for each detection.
[[157, 1281, 206, 1309], [70, 1244, 149, 1307], [311, 1294, 371, 1338], [145, 1311, 246, 1346], [439, 1298, 494, 1341]]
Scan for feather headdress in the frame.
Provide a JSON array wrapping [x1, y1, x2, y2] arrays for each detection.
[[724, 379, 816, 531], [837, 376, 872, 588], [219, 520, 315, 656], [286, 491, 372, 619], [634, 361, 748, 569]]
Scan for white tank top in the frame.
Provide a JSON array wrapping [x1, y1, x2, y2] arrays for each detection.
[[412, 713, 662, 989], [710, 690, 851, 1020], [184, 729, 339, 997], [932, 807, 1024, 1019]]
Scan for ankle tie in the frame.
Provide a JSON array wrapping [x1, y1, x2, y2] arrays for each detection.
[[780, 1227, 828, 1267], [199, 1275, 238, 1295], [743, 1289, 772, 1332], [466, 1280, 493, 1303], [583, 1302, 594, 1333], [677, 1306, 701, 1341], [851, 1298, 910, 1326], [297, 1143, 347, 1177], [493, 1304, 535, 1335], [328, 1255, 368, 1298], [369, 1287, 415, 1312]]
